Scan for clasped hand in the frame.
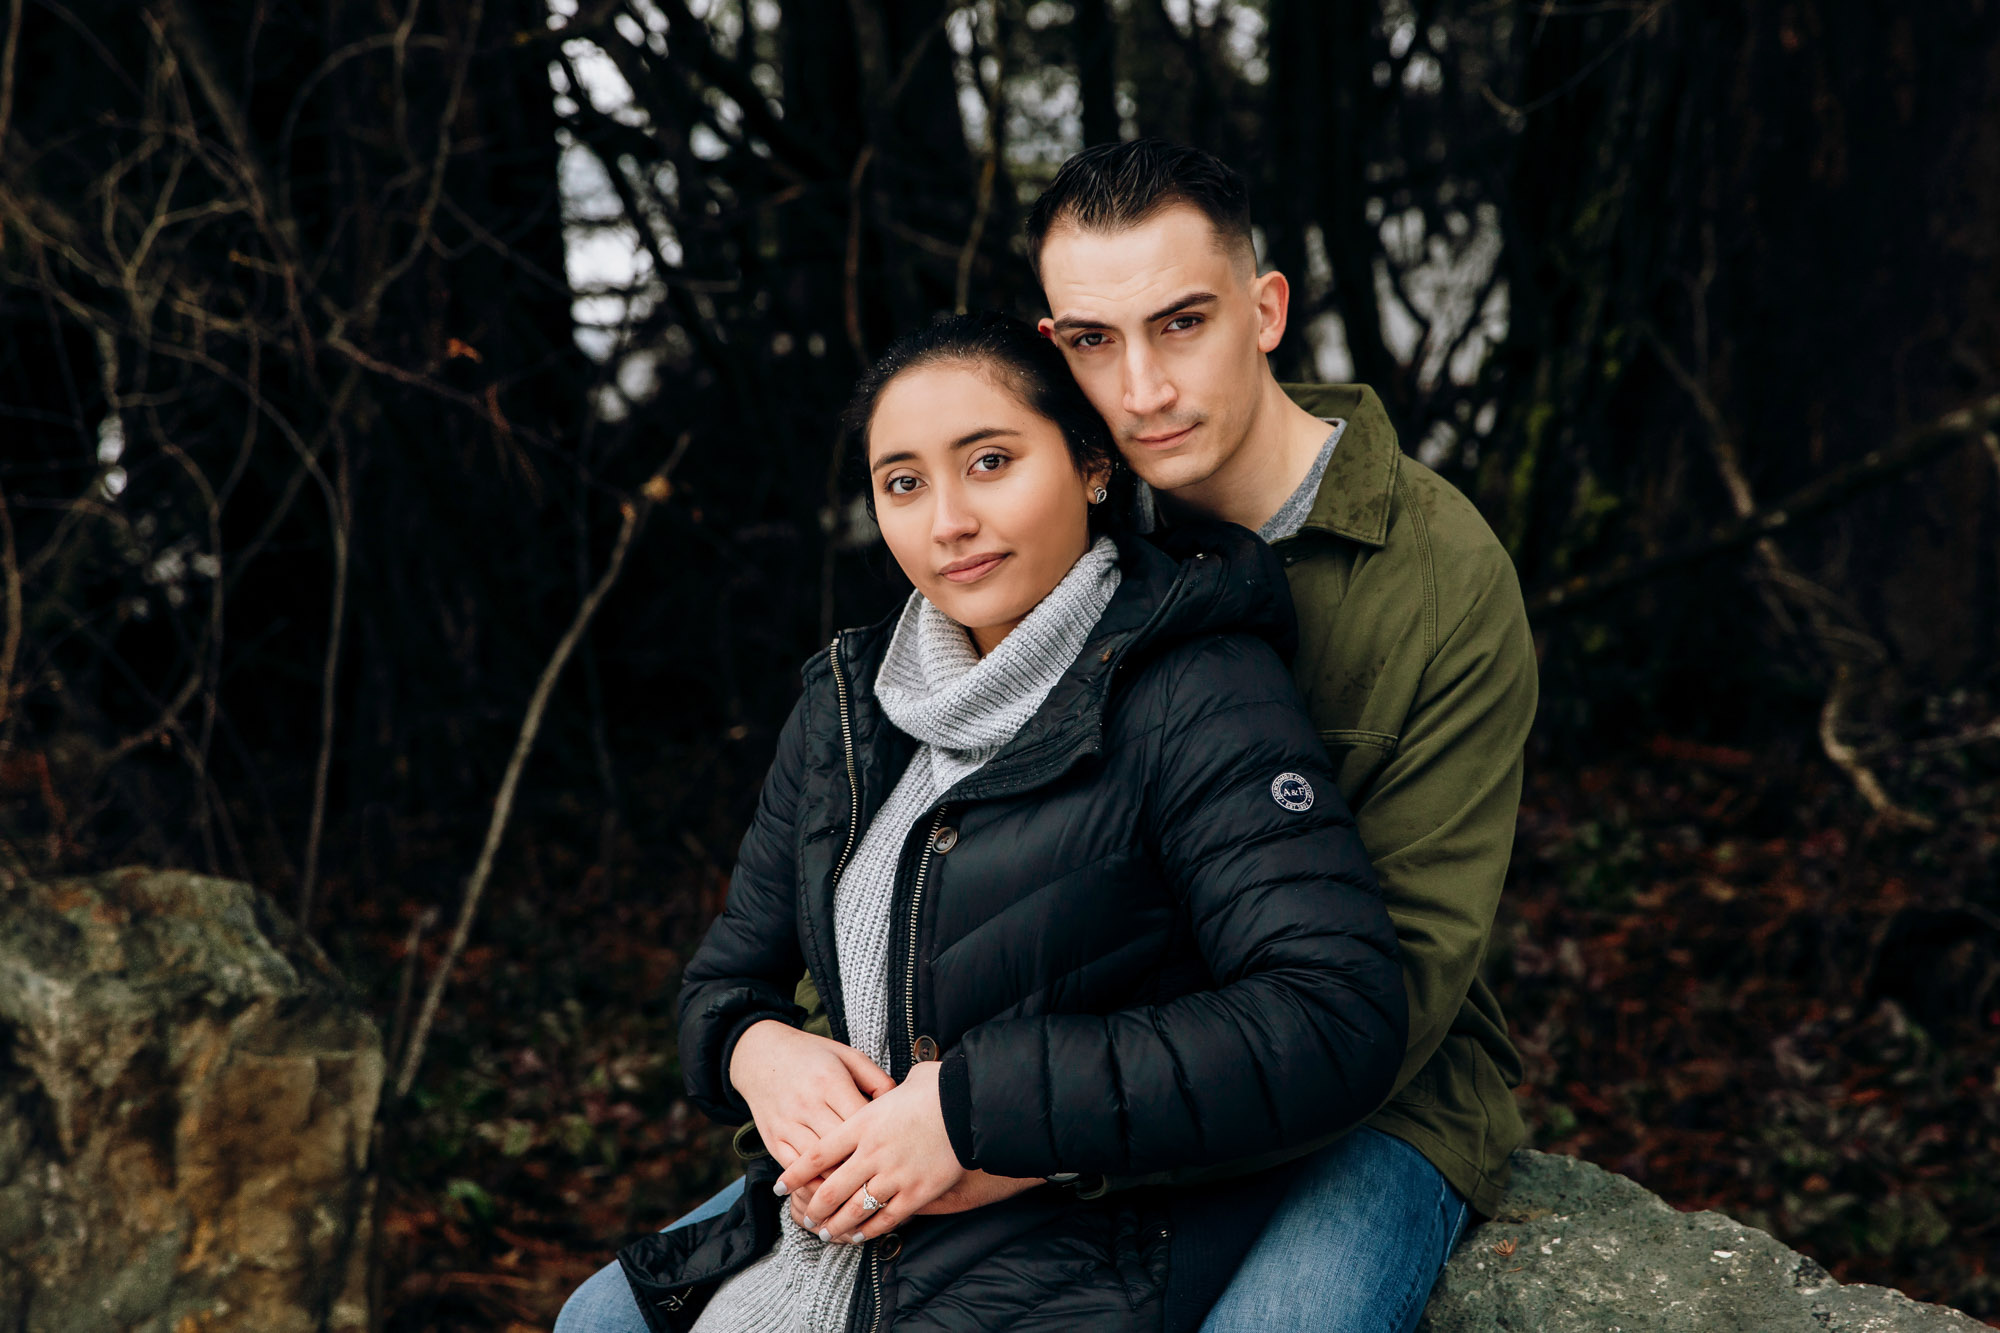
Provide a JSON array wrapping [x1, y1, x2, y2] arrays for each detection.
[[728, 1020, 1038, 1244]]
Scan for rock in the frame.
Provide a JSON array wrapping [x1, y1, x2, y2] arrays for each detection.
[[1422, 1150, 1984, 1332], [0, 868, 383, 1333]]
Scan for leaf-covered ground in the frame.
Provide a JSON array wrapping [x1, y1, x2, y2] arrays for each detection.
[[369, 727, 2000, 1331]]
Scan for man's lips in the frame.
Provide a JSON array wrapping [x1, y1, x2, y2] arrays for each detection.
[[1132, 423, 1197, 449], [938, 552, 1008, 584]]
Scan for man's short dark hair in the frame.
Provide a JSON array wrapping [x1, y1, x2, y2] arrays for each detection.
[[1026, 139, 1255, 280]]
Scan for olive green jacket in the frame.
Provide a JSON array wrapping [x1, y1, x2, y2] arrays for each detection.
[[794, 382, 1534, 1215]]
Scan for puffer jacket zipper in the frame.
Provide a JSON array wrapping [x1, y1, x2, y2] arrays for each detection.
[[903, 805, 948, 1070], [828, 636, 863, 887]]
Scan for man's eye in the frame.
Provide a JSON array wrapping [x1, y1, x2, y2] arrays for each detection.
[[1072, 332, 1107, 348], [971, 452, 1006, 473], [1166, 314, 1202, 332]]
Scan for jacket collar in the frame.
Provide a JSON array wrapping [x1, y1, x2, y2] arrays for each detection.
[[1278, 382, 1401, 549], [825, 524, 1291, 806]]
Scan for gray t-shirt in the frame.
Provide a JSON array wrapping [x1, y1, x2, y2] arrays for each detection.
[[1257, 418, 1346, 543]]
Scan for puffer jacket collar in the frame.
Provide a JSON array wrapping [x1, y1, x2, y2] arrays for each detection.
[[814, 521, 1294, 810]]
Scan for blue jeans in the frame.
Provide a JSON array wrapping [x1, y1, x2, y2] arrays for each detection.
[[1199, 1128, 1470, 1333], [555, 1130, 1465, 1333], [554, 1178, 745, 1333]]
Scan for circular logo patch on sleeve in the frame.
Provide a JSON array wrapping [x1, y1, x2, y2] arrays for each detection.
[[1271, 772, 1315, 812]]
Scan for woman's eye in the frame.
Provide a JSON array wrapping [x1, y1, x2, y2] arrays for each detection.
[[971, 452, 1006, 474], [885, 475, 920, 496]]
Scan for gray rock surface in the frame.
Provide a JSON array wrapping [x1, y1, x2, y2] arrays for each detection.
[[1422, 1150, 1984, 1332], [0, 868, 382, 1333]]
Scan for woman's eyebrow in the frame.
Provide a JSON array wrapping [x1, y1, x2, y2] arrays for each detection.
[[870, 429, 1020, 474], [952, 426, 1019, 449]]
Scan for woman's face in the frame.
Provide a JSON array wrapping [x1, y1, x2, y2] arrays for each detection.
[[867, 361, 1104, 654]]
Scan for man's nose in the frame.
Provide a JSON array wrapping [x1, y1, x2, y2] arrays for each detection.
[[1122, 344, 1177, 418]]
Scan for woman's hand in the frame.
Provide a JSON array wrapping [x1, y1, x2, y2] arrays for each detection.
[[777, 1061, 965, 1243], [729, 1020, 895, 1171], [789, 1166, 1040, 1230]]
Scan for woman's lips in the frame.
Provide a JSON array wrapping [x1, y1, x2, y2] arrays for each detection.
[[939, 552, 1008, 584]]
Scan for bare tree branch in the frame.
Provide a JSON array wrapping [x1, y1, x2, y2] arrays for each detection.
[[0, 479, 21, 738], [1528, 391, 2000, 616], [0, 0, 23, 155], [392, 482, 662, 1101]]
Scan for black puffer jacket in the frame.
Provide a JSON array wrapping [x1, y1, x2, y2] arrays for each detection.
[[620, 525, 1406, 1332]]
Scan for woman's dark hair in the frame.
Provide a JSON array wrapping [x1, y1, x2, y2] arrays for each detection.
[[843, 310, 1137, 534]]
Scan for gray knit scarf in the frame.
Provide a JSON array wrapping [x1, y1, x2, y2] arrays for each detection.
[[693, 536, 1121, 1333]]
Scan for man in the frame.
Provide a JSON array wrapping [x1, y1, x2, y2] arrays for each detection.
[[1020, 138, 1536, 1332], [557, 140, 1533, 1333]]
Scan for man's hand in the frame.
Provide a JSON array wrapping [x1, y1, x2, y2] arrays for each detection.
[[914, 1170, 1044, 1214], [775, 1061, 965, 1243], [729, 1020, 895, 1171]]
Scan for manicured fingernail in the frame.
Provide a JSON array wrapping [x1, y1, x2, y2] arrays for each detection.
[[816, 1227, 831, 1242], [772, 1180, 791, 1197], [850, 1233, 866, 1244]]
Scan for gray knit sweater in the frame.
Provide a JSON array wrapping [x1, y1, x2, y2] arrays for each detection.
[[692, 537, 1123, 1333]]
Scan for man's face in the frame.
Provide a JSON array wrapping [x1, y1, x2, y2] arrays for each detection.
[[1037, 205, 1285, 495]]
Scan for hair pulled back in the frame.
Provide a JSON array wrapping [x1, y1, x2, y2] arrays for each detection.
[[843, 310, 1136, 534]]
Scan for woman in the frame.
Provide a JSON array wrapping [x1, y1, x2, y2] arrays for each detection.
[[598, 312, 1406, 1332]]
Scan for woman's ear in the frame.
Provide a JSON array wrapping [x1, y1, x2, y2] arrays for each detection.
[[1085, 464, 1113, 505]]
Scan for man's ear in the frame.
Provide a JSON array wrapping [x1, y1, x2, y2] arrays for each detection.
[[1036, 316, 1057, 341], [1252, 269, 1291, 355]]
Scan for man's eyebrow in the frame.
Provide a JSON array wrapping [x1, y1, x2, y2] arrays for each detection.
[[1144, 291, 1217, 324], [869, 427, 1019, 473], [1047, 291, 1218, 334]]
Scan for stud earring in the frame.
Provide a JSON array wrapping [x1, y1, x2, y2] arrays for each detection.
[[1091, 486, 1109, 504]]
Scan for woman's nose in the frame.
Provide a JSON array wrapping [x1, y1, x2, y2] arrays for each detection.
[[929, 484, 979, 542]]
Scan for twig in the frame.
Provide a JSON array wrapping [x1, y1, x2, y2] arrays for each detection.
[[392, 487, 658, 1100], [954, 7, 1006, 315], [1819, 664, 1933, 831], [157, 0, 300, 255], [0, 0, 22, 155], [0, 479, 20, 737], [384, 905, 440, 1076], [1645, 318, 1928, 829], [843, 144, 875, 362], [1858, 717, 2000, 758], [294, 394, 357, 935], [1528, 391, 2000, 615]]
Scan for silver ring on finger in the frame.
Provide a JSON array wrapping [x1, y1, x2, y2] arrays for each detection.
[[860, 1185, 885, 1213]]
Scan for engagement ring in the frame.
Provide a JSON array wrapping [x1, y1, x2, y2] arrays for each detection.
[[860, 1187, 883, 1213]]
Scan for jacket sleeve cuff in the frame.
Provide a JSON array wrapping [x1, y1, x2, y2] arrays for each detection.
[[937, 1047, 978, 1169]]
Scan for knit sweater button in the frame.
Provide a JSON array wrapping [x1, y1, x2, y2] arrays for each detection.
[[932, 826, 959, 853]]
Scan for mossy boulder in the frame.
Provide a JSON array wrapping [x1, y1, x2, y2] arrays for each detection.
[[1423, 1150, 1983, 1332], [0, 868, 382, 1333]]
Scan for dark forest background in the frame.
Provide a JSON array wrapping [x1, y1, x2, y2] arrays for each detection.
[[2, 1, 1998, 1328]]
